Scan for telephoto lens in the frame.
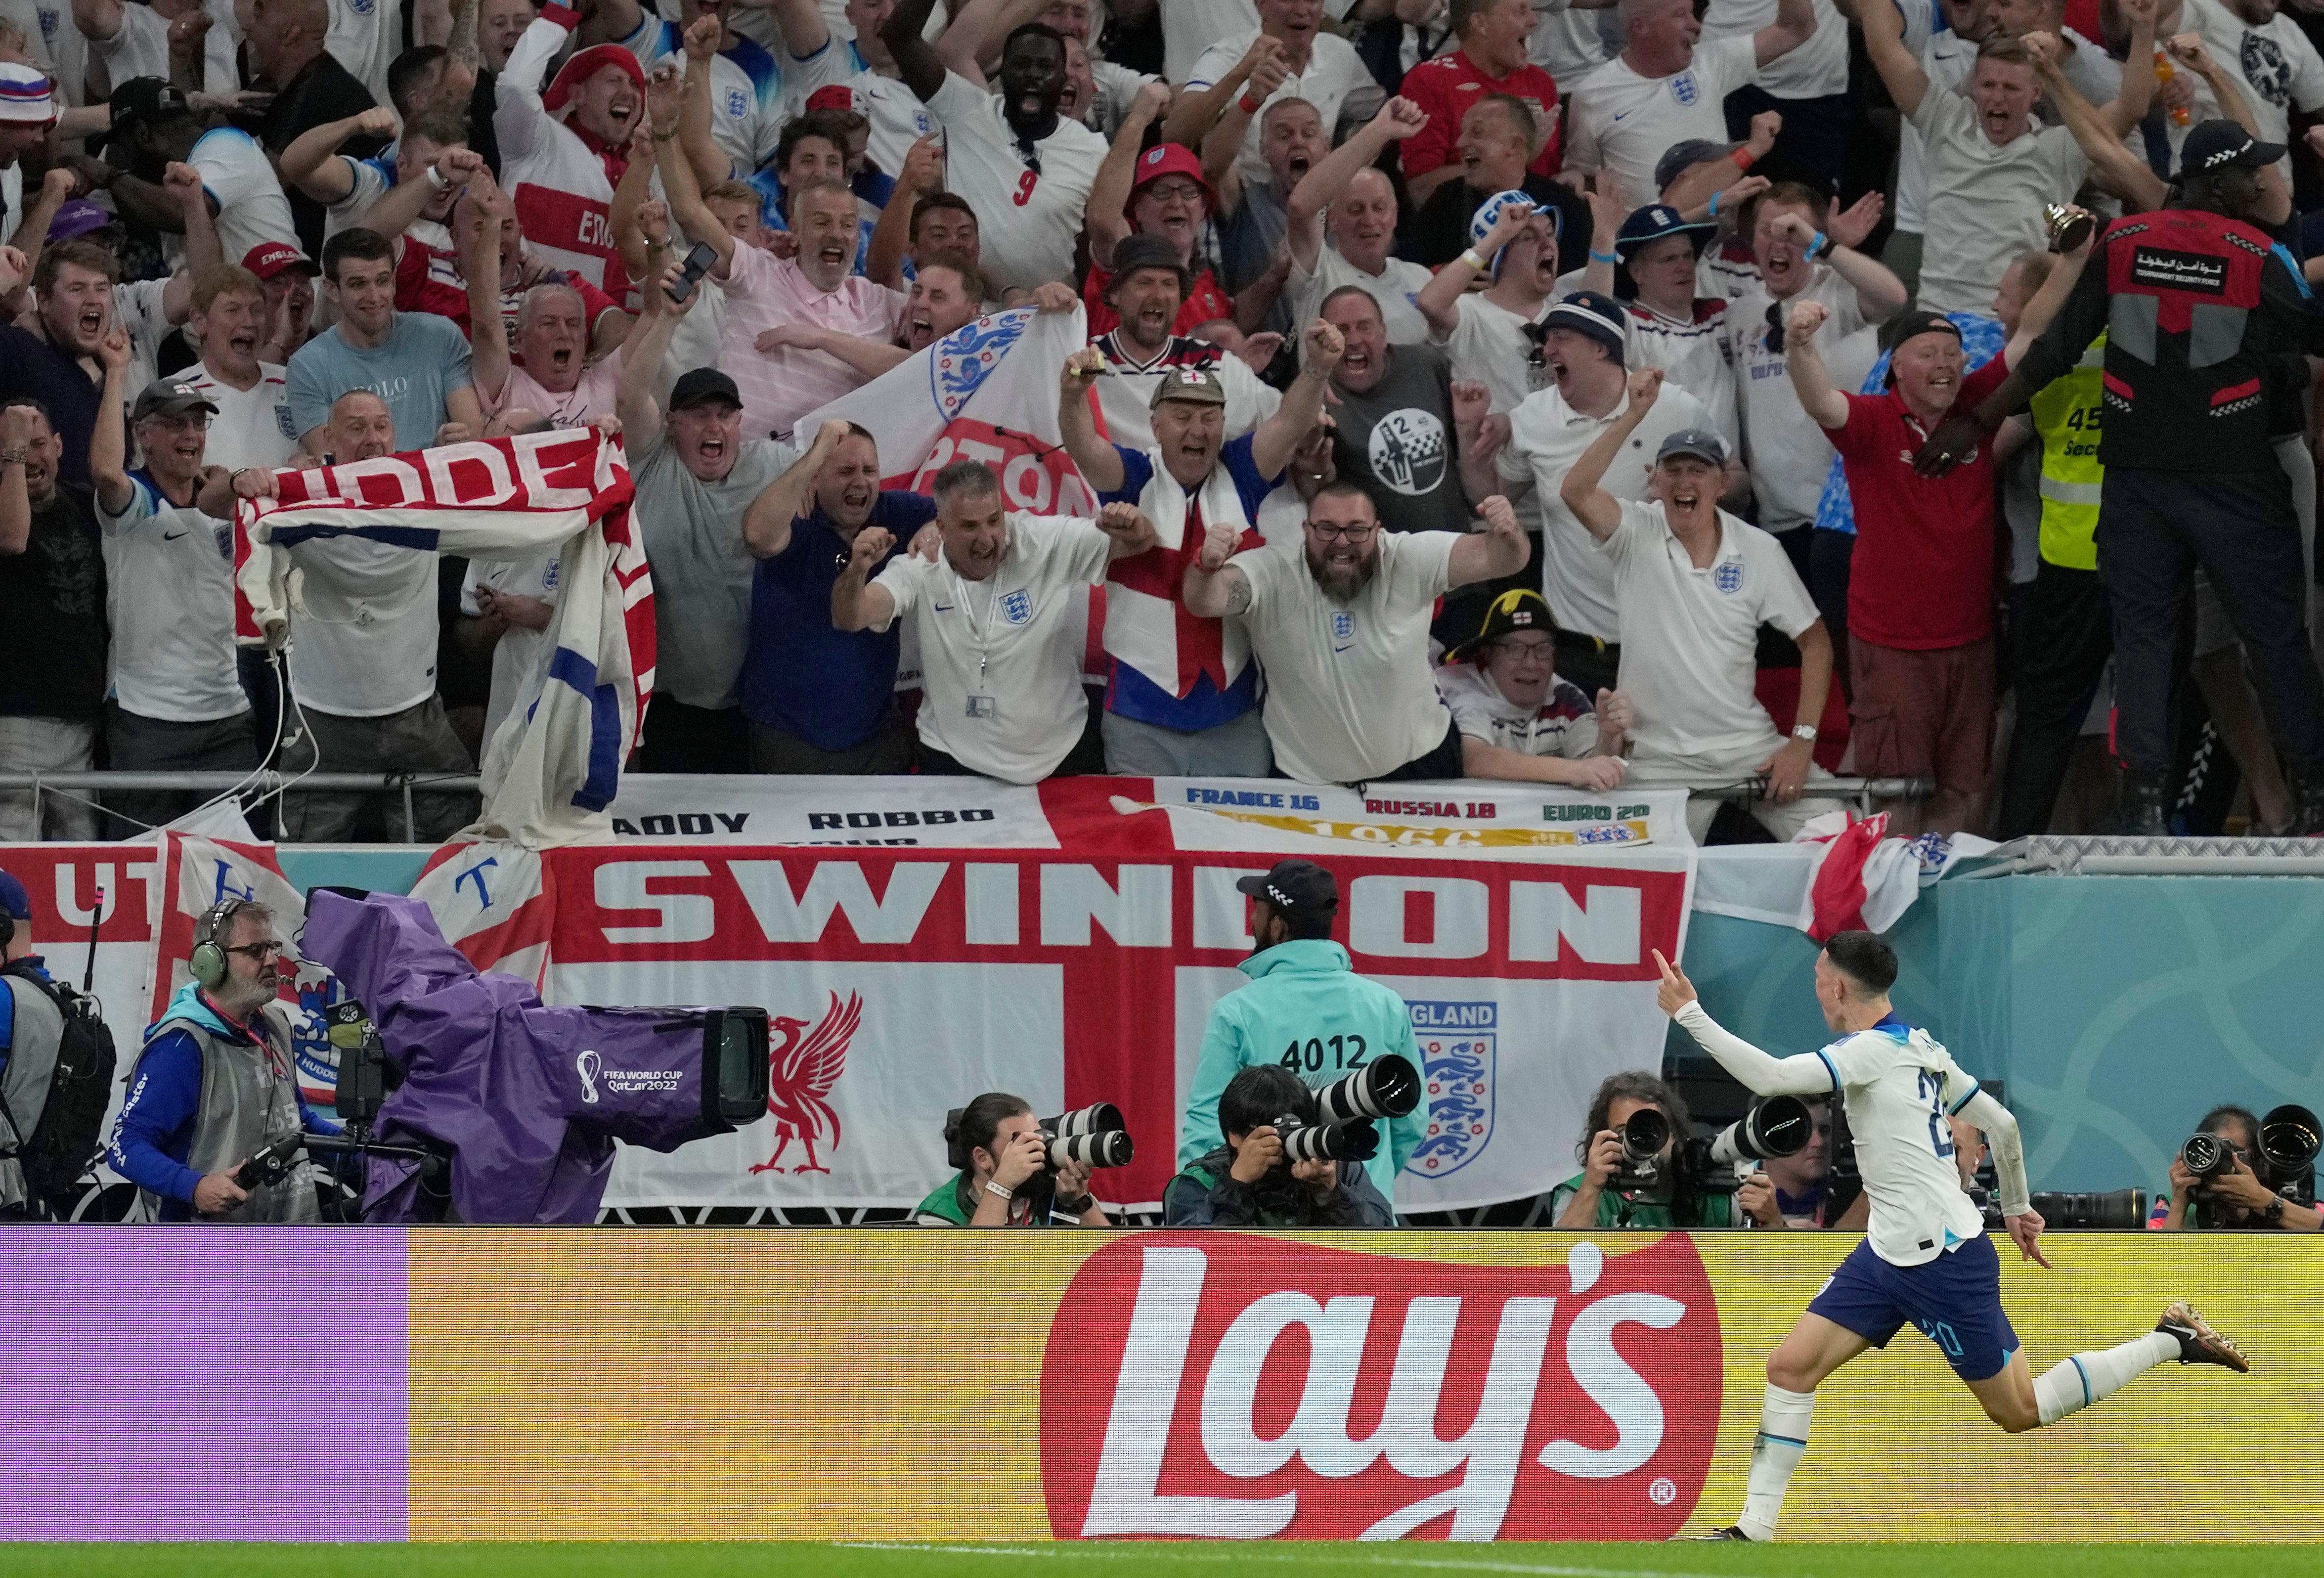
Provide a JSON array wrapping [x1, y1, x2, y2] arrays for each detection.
[[1046, 1128, 1134, 1169], [1620, 1106, 1671, 1163], [2258, 1104, 2320, 1179], [1275, 1116, 1348, 1165], [1313, 1055, 1422, 1126], [2028, 1189, 2147, 1230], [2181, 1131, 2240, 1178], [1043, 1102, 1127, 1139], [1709, 1094, 1814, 1165]]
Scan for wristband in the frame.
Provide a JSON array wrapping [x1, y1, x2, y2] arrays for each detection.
[[1459, 247, 1488, 272], [1809, 230, 1832, 260], [1238, 92, 1265, 114], [1590, 248, 1618, 264], [424, 164, 451, 192], [1731, 146, 1757, 171], [0, 448, 23, 465], [982, 1179, 1012, 1201], [1707, 189, 1721, 218]]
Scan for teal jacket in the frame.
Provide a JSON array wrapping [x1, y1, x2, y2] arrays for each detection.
[[1179, 939, 1430, 1205]]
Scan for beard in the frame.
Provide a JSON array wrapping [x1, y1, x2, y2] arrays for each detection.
[[1304, 545, 1378, 603]]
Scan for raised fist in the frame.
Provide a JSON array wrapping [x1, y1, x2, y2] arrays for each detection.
[[1783, 298, 1830, 347]]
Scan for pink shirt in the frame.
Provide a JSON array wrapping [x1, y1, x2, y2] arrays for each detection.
[[479, 347, 624, 428], [719, 243, 903, 442]]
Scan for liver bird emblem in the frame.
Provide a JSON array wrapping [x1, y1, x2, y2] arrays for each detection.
[[747, 990, 862, 1175]]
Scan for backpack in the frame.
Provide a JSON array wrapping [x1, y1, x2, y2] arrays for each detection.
[[0, 965, 119, 1220]]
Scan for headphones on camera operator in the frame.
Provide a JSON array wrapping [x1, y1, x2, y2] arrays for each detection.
[[189, 896, 255, 990]]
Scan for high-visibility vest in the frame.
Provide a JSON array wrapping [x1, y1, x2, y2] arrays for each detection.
[[2029, 333, 2107, 572]]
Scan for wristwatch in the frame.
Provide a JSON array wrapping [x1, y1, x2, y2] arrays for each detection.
[[1054, 1193, 1095, 1216], [1792, 724, 1819, 742], [2262, 1195, 2286, 1225]]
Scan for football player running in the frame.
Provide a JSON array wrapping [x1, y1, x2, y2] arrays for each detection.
[[1656, 930, 2250, 1541]]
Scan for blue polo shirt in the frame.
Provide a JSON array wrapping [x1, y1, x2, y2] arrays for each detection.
[[1097, 435, 1278, 731], [741, 491, 939, 750]]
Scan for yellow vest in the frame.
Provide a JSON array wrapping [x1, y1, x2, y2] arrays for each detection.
[[2028, 334, 2107, 572]]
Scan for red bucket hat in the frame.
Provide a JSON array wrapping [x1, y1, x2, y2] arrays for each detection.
[[1127, 142, 1217, 217]]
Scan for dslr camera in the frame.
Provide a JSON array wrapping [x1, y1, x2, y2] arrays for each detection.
[[1272, 1055, 1422, 1167], [942, 1102, 1135, 1173]]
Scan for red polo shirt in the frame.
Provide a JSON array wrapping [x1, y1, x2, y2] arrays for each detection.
[[1826, 356, 2011, 651], [1397, 50, 1562, 182]]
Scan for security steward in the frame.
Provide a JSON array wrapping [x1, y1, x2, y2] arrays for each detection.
[[0, 869, 62, 1216], [1179, 859, 1430, 1209], [108, 898, 332, 1222], [1921, 119, 2324, 836]]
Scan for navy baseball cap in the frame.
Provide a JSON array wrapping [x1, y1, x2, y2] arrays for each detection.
[[2178, 118, 2284, 177], [1653, 139, 1735, 194], [668, 367, 741, 411], [1655, 428, 1728, 467], [1615, 203, 1716, 257], [1235, 859, 1339, 919]]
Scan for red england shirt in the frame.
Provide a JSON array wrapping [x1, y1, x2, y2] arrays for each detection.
[[1826, 356, 2011, 651], [1397, 51, 1562, 182], [1081, 261, 1237, 338]]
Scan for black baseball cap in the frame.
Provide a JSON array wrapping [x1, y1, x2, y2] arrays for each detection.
[[1443, 587, 1557, 665], [1655, 427, 1729, 467], [2178, 118, 2285, 177], [1653, 139, 1735, 195], [1615, 203, 1716, 258], [1235, 859, 1339, 919], [668, 367, 741, 411], [109, 76, 194, 132], [131, 378, 218, 421]]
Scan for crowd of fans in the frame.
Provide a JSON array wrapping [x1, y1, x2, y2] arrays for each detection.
[[3, 0, 2324, 844]]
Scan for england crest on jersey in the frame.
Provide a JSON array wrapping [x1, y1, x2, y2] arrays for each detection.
[[1331, 609, 1355, 639], [725, 86, 749, 119], [1406, 1000, 1496, 1178], [1000, 588, 1034, 625], [1714, 560, 1743, 593], [1671, 71, 1699, 107]]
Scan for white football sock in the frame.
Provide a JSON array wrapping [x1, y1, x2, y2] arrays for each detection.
[[2033, 1331, 2178, 1426], [1736, 1382, 1816, 1541]]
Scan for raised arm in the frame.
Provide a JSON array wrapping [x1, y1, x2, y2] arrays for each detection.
[[1086, 83, 1174, 269], [1445, 493, 1531, 588], [1095, 501, 1159, 560], [764, 0, 830, 61], [1249, 319, 1342, 479], [1659, 959, 1852, 1096], [1056, 346, 1124, 492], [495, 7, 575, 168], [1756, 0, 1819, 67], [654, 64, 737, 276], [1560, 367, 1665, 540], [1664, 112, 1778, 214], [880, 0, 950, 105], [2003, 224, 2093, 369], [1287, 96, 1427, 273], [744, 419, 848, 558], [1766, 205, 1906, 323], [1162, 32, 1280, 152], [610, 120, 665, 288], [937, 0, 1046, 82], [1417, 199, 1534, 338], [2162, 30, 2291, 225], [459, 177, 513, 407], [867, 134, 943, 289], [89, 327, 135, 518], [281, 108, 398, 203], [615, 263, 687, 452], [1180, 551, 1253, 618], [831, 523, 901, 630], [676, 18, 732, 186], [1782, 299, 1849, 429], [2022, 31, 2170, 211], [1860, 0, 1930, 118], [166, 161, 223, 289]]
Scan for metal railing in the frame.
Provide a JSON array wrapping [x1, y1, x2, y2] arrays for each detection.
[[0, 771, 483, 845], [1960, 835, 2324, 878]]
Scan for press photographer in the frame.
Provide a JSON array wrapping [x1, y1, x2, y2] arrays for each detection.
[[108, 899, 340, 1222], [1165, 1066, 1394, 1228], [2152, 1105, 2321, 1233], [915, 1092, 1114, 1228], [1549, 1072, 1784, 1230]]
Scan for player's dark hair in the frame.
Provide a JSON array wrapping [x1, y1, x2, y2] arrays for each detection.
[[321, 227, 394, 282], [1220, 1065, 1317, 1142], [1822, 931, 1899, 995], [955, 1091, 1033, 1168], [2198, 1105, 2260, 1153]]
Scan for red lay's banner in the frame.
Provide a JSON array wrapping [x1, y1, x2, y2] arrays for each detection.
[[1041, 1234, 1720, 1541]]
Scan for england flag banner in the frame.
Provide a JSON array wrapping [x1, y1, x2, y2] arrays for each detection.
[[412, 778, 1697, 1214]]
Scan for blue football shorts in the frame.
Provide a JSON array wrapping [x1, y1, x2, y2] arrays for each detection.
[[1806, 1232, 2020, 1382]]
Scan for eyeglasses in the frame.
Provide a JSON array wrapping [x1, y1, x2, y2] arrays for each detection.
[[1143, 181, 1205, 204], [222, 940, 285, 962], [1496, 638, 1554, 663], [1304, 522, 1376, 542]]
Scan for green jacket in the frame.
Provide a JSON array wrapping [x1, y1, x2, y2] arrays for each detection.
[[1545, 1171, 1737, 1230], [1179, 939, 1430, 1206]]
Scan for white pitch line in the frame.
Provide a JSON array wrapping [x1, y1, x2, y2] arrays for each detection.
[[835, 1540, 1780, 1578]]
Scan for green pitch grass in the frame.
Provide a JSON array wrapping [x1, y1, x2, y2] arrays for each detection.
[[7, 1545, 2320, 1578]]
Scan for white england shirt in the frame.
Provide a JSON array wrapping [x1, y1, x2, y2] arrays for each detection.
[[99, 472, 248, 724], [923, 71, 1107, 294], [182, 362, 297, 473], [871, 512, 1112, 782], [1813, 1017, 1989, 1267], [1566, 38, 1758, 212], [283, 535, 441, 719]]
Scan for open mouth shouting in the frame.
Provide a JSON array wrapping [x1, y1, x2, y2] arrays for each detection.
[[76, 301, 106, 344], [816, 237, 851, 273], [1338, 340, 1374, 381]]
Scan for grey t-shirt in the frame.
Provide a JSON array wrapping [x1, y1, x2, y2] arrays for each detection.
[[634, 434, 794, 711], [1327, 341, 1471, 536], [285, 313, 474, 451]]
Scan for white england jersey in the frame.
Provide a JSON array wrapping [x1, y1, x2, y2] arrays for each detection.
[[1815, 1015, 1987, 1268]]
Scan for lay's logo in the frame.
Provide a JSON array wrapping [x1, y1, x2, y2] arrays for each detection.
[[1040, 1234, 1720, 1541]]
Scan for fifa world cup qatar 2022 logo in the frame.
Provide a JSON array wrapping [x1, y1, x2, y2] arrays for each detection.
[[1040, 1234, 1721, 1541]]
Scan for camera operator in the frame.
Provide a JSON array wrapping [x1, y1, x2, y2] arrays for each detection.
[[1166, 1066, 1394, 1229], [1550, 1072, 1775, 1230], [2153, 1106, 2321, 1234], [106, 898, 338, 1222], [913, 1091, 1109, 1228]]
